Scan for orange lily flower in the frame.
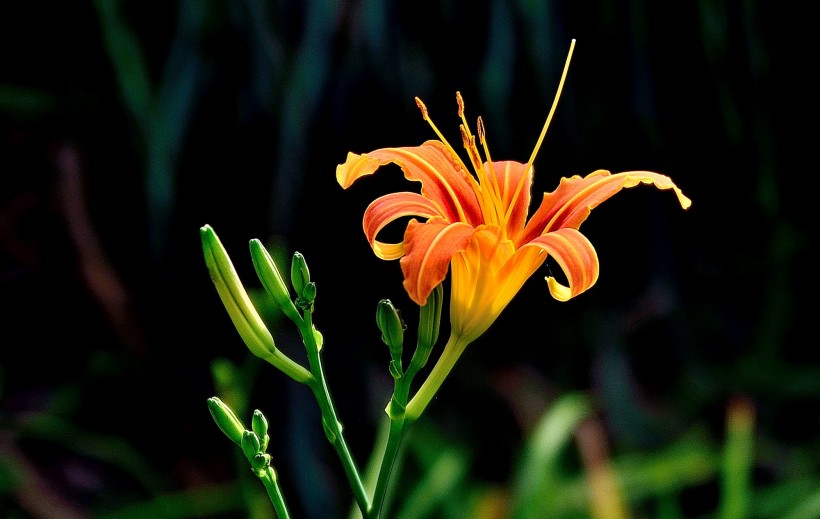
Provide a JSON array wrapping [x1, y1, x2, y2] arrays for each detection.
[[336, 41, 691, 418]]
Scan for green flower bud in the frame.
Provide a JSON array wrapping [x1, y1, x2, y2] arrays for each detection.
[[300, 281, 317, 306], [377, 299, 405, 360], [408, 284, 443, 374], [201, 226, 312, 384], [252, 409, 269, 452], [241, 430, 261, 460], [249, 239, 302, 324], [291, 252, 310, 297], [201, 225, 276, 361], [207, 397, 246, 445], [251, 453, 272, 477]]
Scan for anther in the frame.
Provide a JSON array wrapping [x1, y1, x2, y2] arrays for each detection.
[[459, 125, 470, 148], [415, 97, 429, 121], [456, 91, 465, 118], [477, 117, 486, 145]]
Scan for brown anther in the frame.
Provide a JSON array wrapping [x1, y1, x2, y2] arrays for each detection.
[[415, 97, 429, 120], [477, 116, 486, 144], [456, 91, 465, 118], [459, 124, 470, 147]]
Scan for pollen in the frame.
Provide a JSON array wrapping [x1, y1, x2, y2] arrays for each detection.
[[415, 97, 429, 121], [476, 116, 486, 144]]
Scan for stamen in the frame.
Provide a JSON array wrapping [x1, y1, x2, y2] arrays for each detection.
[[476, 116, 486, 143], [477, 116, 504, 221], [416, 96, 463, 164], [460, 125, 484, 179], [415, 97, 429, 120], [460, 122, 500, 225], [414, 96, 474, 222], [503, 39, 576, 227]]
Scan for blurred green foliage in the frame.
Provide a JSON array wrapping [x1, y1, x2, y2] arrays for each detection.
[[0, 1, 815, 518]]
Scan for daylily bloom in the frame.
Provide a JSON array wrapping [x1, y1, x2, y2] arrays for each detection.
[[336, 41, 690, 418]]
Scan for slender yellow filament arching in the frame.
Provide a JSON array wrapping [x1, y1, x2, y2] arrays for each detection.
[[459, 125, 496, 224], [477, 116, 505, 225], [415, 97, 477, 190], [456, 92, 504, 226], [502, 39, 576, 227]]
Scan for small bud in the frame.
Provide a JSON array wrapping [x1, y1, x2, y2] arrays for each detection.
[[251, 452, 272, 476], [301, 281, 317, 305], [291, 252, 310, 297], [250, 239, 302, 324], [377, 299, 405, 359], [207, 397, 246, 445], [241, 430, 261, 460], [252, 409, 270, 452]]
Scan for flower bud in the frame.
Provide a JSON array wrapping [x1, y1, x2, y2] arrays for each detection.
[[201, 226, 312, 384], [252, 409, 270, 452], [291, 252, 310, 297], [377, 299, 405, 360], [419, 283, 443, 347], [251, 453, 272, 477], [207, 397, 246, 445], [200, 225, 276, 364], [408, 284, 443, 374], [201, 225, 276, 361], [300, 281, 317, 306], [250, 239, 302, 323], [241, 430, 262, 461]]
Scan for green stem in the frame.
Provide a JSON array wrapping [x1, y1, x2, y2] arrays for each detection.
[[404, 334, 470, 422], [300, 312, 370, 515], [260, 467, 291, 519], [369, 393, 410, 516]]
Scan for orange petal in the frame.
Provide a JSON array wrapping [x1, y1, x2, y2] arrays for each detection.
[[364, 192, 442, 260], [336, 141, 482, 225], [400, 219, 475, 305], [523, 170, 691, 242], [525, 228, 600, 301]]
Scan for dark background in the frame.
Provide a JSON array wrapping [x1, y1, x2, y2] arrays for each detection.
[[1, 1, 816, 518]]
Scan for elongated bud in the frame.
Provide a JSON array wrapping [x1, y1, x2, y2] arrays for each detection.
[[250, 239, 302, 324], [241, 430, 262, 460], [201, 225, 276, 360], [377, 299, 405, 360], [408, 284, 443, 374], [207, 397, 246, 445], [420, 283, 443, 346], [252, 409, 270, 452], [291, 252, 310, 297], [201, 226, 312, 384]]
